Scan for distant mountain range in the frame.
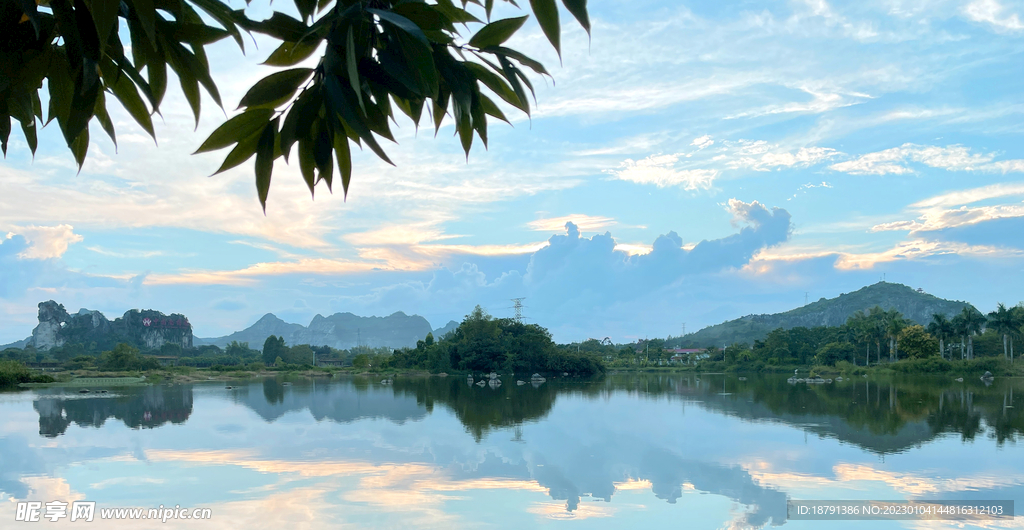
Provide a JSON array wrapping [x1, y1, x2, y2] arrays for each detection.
[[674, 282, 977, 348], [196, 312, 458, 350]]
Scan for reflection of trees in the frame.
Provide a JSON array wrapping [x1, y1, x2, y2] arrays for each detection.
[[33, 386, 193, 437], [392, 377, 558, 441], [593, 375, 1023, 454]]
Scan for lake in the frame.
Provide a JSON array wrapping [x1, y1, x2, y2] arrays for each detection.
[[1, 373, 1021, 529]]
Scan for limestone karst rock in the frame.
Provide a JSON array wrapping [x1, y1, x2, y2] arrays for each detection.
[[28, 301, 193, 351]]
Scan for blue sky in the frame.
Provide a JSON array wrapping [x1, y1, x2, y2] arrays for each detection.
[[2, 0, 1024, 343]]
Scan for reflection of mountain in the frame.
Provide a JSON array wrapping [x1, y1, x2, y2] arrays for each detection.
[[230, 378, 429, 424], [612, 375, 1023, 454], [33, 385, 193, 437]]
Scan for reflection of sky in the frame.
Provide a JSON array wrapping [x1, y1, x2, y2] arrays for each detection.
[[0, 381, 1022, 530]]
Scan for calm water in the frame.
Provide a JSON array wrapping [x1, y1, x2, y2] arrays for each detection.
[[1, 374, 1022, 529]]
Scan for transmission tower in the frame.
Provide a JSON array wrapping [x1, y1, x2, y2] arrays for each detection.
[[511, 298, 525, 324]]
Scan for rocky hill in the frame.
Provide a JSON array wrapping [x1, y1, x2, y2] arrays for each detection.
[[22, 301, 193, 351], [432, 320, 460, 339], [675, 282, 977, 348], [200, 311, 434, 350]]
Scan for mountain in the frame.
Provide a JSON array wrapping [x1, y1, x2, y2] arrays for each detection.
[[677, 282, 977, 347], [432, 320, 459, 339], [20, 301, 193, 351], [0, 337, 31, 350], [200, 311, 434, 350]]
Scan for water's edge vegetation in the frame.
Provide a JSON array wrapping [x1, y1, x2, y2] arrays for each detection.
[[3, 303, 1024, 389]]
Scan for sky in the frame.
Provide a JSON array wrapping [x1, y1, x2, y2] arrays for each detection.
[[2, 0, 1024, 344]]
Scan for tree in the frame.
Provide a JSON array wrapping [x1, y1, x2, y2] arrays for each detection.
[[2, 0, 591, 210], [98, 343, 159, 371], [953, 306, 986, 360], [927, 313, 953, 360], [262, 335, 287, 365], [814, 342, 855, 366], [897, 325, 939, 360], [987, 303, 1016, 362], [883, 309, 908, 362], [288, 344, 315, 366]]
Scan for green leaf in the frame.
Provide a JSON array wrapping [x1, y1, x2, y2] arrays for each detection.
[[171, 23, 231, 46], [478, 93, 509, 124], [148, 48, 168, 108], [346, 26, 365, 112], [468, 15, 528, 49], [367, 9, 431, 48], [195, 108, 274, 153], [164, 41, 223, 111], [127, 0, 158, 46], [334, 128, 352, 197], [263, 39, 321, 67], [529, 0, 560, 57], [70, 128, 89, 170], [324, 75, 394, 165], [483, 46, 550, 76], [106, 71, 156, 138], [93, 91, 117, 149], [279, 89, 317, 158], [241, 12, 309, 42], [561, 0, 590, 35], [19, 117, 38, 155], [433, 0, 481, 24], [0, 117, 10, 156], [46, 52, 74, 127], [255, 118, 278, 212], [213, 129, 261, 175], [313, 120, 333, 191], [238, 68, 314, 110], [298, 133, 316, 195], [498, 56, 530, 114], [189, 0, 245, 48], [170, 53, 202, 126], [464, 62, 525, 112], [90, 0, 121, 44], [293, 0, 316, 22]]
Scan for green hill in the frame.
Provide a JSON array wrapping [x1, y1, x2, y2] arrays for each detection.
[[675, 282, 977, 348]]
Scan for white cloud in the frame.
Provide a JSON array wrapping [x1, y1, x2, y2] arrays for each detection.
[[691, 135, 714, 150], [868, 182, 1024, 240], [528, 215, 617, 232], [829, 143, 998, 175], [964, 0, 1024, 31], [5, 225, 84, 259], [729, 145, 842, 171], [609, 154, 719, 190]]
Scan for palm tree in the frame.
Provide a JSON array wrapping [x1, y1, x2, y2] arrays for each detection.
[[885, 309, 907, 361], [868, 306, 888, 364], [927, 314, 953, 360], [966, 307, 986, 360], [987, 303, 1015, 362], [1009, 305, 1024, 363], [951, 312, 968, 360], [846, 310, 873, 366]]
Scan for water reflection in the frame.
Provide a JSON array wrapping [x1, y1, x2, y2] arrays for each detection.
[[10, 374, 1024, 528], [33, 385, 193, 437]]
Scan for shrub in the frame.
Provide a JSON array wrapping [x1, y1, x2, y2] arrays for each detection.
[[0, 360, 33, 387], [890, 358, 952, 373]]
